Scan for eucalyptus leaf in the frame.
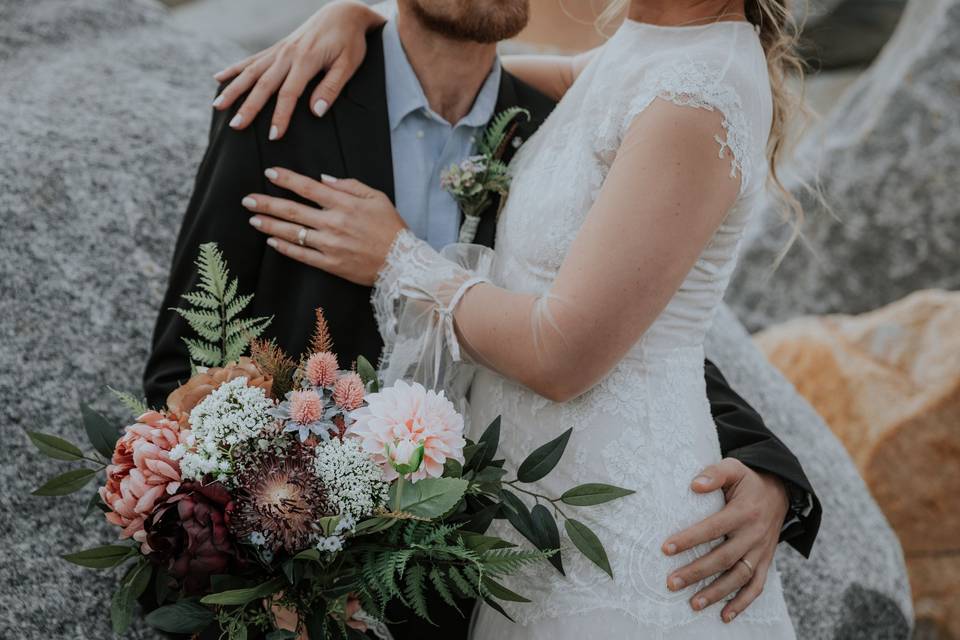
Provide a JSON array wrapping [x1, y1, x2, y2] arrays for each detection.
[[471, 416, 501, 472], [481, 576, 531, 603], [145, 600, 215, 633], [111, 584, 135, 634], [356, 355, 380, 393], [80, 402, 119, 459], [352, 517, 397, 536], [560, 483, 635, 506], [26, 431, 84, 461], [33, 468, 97, 496], [391, 477, 468, 519], [460, 533, 516, 553], [62, 545, 134, 569], [564, 518, 613, 578], [83, 490, 106, 518], [200, 578, 285, 605], [517, 429, 571, 483], [531, 505, 564, 575], [498, 490, 537, 546]]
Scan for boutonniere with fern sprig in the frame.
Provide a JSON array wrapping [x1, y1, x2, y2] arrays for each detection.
[[441, 106, 530, 244]]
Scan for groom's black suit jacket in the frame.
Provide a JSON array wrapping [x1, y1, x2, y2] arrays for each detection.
[[145, 27, 820, 639]]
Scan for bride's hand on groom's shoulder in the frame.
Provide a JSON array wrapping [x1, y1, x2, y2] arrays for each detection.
[[211, 0, 387, 139], [661, 458, 789, 624], [243, 167, 406, 286]]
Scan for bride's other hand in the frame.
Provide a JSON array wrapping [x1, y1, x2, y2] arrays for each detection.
[[660, 458, 788, 623], [243, 168, 406, 286], [211, 0, 387, 139]]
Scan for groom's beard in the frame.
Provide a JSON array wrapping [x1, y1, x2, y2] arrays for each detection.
[[407, 0, 530, 43]]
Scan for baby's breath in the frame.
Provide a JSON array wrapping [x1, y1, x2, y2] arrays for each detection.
[[313, 437, 388, 520]]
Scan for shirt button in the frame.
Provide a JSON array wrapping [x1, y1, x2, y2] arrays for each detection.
[[416, 130, 425, 139]]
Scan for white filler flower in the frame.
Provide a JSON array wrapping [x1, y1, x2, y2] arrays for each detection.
[[313, 437, 389, 520]]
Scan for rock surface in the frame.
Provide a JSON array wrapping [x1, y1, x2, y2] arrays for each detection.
[[727, 0, 960, 331], [754, 289, 960, 638], [0, 0, 913, 638], [0, 0, 244, 637], [705, 306, 913, 639]]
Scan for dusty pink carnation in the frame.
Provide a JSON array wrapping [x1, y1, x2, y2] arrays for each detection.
[[99, 411, 188, 550], [289, 390, 324, 424], [333, 373, 365, 412], [305, 351, 339, 388], [348, 380, 465, 482]]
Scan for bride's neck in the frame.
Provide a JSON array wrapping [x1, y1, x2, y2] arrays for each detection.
[[395, 11, 498, 125], [627, 0, 747, 26]]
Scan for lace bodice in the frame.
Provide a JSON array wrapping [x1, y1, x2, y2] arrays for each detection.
[[373, 19, 793, 638]]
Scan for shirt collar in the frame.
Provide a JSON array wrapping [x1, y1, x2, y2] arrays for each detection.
[[382, 19, 502, 131]]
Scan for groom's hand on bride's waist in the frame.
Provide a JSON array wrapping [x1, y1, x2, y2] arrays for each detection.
[[660, 458, 789, 624]]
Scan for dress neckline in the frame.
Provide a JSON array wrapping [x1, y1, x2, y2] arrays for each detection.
[[621, 17, 754, 32]]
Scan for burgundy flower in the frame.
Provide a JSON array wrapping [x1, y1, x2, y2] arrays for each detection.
[[144, 481, 242, 595]]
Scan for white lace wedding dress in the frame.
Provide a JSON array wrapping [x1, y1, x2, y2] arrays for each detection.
[[372, 19, 796, 640]]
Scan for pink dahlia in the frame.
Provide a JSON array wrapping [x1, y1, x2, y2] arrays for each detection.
[[99, 411, 189, 550], [333, 372, 365, 412], [348, 380, 465, 482], [305, 351, 339, 388]]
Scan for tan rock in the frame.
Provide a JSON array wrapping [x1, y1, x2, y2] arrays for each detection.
[[754, 289, 960, 635]]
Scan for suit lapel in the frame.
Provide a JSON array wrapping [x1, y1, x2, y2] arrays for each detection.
[[332, 27, 396, 204]]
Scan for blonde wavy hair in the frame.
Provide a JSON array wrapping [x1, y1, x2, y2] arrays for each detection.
[[599, 0, 807, 253]]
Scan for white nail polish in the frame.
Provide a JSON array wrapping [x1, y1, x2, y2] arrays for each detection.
[[229, 113, 243, 128], [267, 238, 279, 248], [313, 99, 329, 117], [248, 217, 262, 228], [264, 168, 279, 180], [212, 95, 224, 108], [241, 197, 257, 209], [321, 173, 338, 183], [268, 125, 278, 141]]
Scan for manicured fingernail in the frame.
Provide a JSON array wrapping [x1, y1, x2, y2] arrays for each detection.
[[213, 69, 228, 80], [313, 99, 329, 117], [693, 475, 712, 487], [321, 173, 338, 183], [241, 197, 257, 209], [268, 125, 278, 141], [267, 238, 278, 248], [212, 95, 224, 108], [668, 576, 685, 591], [248, 217, 262, 228], [664, 543, 677, 555], [725, 611, 737, 623], [264, 168, 279, 180], [229, 114, 243, 128], [693, 597, 707, 611]]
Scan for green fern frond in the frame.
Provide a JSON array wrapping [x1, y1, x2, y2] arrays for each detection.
[[183, 337, 223, 368], [429, 567, 460, 613], [477, 107, 530, 157], [447, 566, 477, 598], [223, 278, 238, 305], [224, 292, 252, 322], [403, 565, 432, 623], [107, 386, 149, 416], [180, 291, 219, 310], [480, 548, 551, 577], [196, 243, 230, 299]]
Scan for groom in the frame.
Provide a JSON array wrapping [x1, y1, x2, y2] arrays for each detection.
[[146, 1, 820, 636]]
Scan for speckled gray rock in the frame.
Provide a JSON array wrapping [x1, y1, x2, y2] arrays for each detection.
[[727, 0, 960, 331], [0, 0, 245, 637], [705, 305, 913, 639]]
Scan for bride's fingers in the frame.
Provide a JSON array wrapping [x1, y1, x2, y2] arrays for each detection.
[[217, 56, 278, 124], [264, 167, 353, 210], [686, 550, 759, 613], [309, 55, 352, 118], [667, 535, 751, 591], [235, 57, 294, 137], [213, 50, 262, 83], [271, 62, 316, 139], [720, 554, 772, 623]]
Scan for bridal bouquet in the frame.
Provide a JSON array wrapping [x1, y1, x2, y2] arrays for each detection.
[[28, 243, 632, 639]]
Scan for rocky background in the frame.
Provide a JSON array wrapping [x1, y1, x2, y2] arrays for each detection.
[[1, 0, 954, 638]]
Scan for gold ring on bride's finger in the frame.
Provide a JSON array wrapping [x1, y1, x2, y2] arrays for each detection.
[[737, 558, 755, 575], [297, 227, 308, 246]]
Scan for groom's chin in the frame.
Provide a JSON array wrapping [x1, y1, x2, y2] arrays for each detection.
[[406, 0, 531, 44]]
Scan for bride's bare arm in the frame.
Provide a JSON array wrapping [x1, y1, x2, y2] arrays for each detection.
[[501, 50, 597, 101], [212, 0, 389, 139]]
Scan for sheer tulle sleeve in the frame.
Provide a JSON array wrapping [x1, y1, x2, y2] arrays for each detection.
[[372, 93, 749, 402]]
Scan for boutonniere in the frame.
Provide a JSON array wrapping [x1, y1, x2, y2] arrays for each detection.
[[441, 107, 530, 243]]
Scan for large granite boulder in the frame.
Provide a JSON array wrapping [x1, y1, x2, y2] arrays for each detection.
[[727, 0, 960, 331], [0, 0, 244, 637], [755, 289, 960, 638], [705, 306, 914, 639], [0, 0, 913, 638]]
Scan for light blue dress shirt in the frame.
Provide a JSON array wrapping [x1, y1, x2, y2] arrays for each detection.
[[382, 20, 502, 250]]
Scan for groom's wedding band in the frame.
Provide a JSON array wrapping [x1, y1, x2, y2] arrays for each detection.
[[297, 227, 308, 247], [738, 558, 755, 575]]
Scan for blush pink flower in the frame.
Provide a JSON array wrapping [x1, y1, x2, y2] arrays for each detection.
[[99, 411, 189, 550], [305, 351, 339, 388], [348, 380, 465, 482], [289, 390, 324, 424], [333, 372, 365, 412]]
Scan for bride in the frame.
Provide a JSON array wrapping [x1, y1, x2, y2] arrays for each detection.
[[220, 0, 802, 637]]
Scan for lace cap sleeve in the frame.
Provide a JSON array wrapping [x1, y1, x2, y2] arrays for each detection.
[[624, 58, 758, 193]]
